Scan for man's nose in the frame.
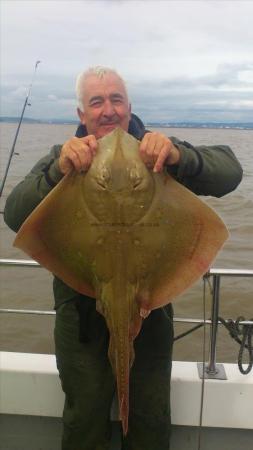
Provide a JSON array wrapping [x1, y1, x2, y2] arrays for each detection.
[[103, 100, 115, 116]]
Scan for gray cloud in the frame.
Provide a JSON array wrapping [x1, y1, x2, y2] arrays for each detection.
[[1, 0, 253, 122], [127, 62, 253, 121]]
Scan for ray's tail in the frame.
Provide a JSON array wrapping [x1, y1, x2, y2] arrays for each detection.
[[100, 278, 139, 435], [113, 339, 130, 435]]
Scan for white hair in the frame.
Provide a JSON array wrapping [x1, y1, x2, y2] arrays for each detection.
[[75, 66, 128, 111]]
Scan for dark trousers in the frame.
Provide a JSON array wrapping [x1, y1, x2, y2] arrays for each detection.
[[54, 297, 174, 450]]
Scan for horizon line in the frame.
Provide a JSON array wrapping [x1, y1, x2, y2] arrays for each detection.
[[1, 116, 253, 126]]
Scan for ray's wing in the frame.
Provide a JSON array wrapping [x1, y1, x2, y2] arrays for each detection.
[[14, 172, 97, 297], [135, 173, 228, 310]]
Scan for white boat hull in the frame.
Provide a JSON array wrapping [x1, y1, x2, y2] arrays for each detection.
[[1, 352, 252, 449]]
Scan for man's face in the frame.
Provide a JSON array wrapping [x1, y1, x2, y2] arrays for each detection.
[[78, 73, 131, 139]]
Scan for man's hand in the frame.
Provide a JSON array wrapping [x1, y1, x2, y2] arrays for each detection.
[[139, 132, 180, 173], [59, 135, 98, 175]]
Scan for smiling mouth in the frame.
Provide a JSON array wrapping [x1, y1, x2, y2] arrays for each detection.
[[101, 122, 119, 127]]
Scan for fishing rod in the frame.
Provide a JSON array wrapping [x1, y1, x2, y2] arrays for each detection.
[[0, 60, 41, 198]]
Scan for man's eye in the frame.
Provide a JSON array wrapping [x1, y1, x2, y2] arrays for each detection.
[[90, 101, 102, 107], [112, 98, 123, 104]]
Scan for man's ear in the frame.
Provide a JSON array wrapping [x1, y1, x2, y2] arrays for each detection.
[[77, 107, 85, 124], [128, 103, 132, 117]]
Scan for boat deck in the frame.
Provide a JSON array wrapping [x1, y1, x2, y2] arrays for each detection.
[[1, 352, 252, 450]]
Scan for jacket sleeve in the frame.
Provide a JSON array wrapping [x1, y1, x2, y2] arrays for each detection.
[[168, 137, 243, 197], [4, 145, 63, 232]]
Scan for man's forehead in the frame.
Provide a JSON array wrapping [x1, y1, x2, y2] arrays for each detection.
[[84, 74, 127, 99]]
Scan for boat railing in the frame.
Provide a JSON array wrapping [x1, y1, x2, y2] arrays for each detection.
[[0, 258, 252, 379]]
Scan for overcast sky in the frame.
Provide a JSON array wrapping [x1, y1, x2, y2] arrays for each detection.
[[1, 0, 253, 122]]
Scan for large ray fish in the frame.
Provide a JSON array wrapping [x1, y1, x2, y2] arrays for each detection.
[[14, 128, 228, 434]]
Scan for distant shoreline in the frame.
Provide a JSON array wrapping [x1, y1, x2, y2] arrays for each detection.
[[0, 117, 78, 125], [147, 124, 253, 131], [0, 117, 252, 130]]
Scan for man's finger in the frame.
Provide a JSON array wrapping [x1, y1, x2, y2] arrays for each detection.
[[75, 146, 92, 171], [139, 132, 151, 154], [153, 145, 169, 173], [70, 149, 84, 172], [83, 134, 98, 155]]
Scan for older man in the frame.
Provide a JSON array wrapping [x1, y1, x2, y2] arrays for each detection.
[[4, 66, 243, 450]]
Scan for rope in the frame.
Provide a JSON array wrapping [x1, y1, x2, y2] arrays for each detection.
[[173, 322, 204, 341], [174, 315, 253, 374], [219, 316, 253, 374]]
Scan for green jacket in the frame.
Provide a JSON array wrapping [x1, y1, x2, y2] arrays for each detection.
[[4, 116, 243, 308]]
